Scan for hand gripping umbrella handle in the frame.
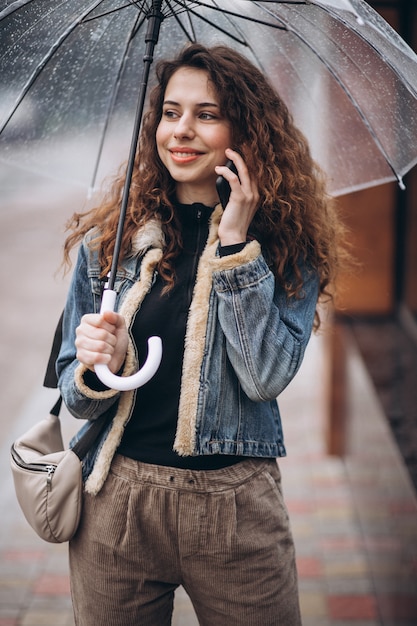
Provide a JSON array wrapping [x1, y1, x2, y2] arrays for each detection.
[[94, 289, 162, 391]]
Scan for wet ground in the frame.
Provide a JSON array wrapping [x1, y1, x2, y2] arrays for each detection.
[[350, 319, 417, 492], [1, 167, 416, 625]]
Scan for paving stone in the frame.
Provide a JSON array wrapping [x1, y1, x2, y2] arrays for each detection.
[[327, 594, 378, 620], [326, 577, 374, 595], [20, 611, 73, 626], [299, 590, 327, 618], [1, 181, 417, 625]]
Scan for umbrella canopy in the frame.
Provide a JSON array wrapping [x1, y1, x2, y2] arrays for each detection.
[[2, 0, 417, 390], [1, 0, 417, 198]]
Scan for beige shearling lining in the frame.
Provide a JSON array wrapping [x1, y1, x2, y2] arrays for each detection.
[[173, 236, 218, 456], [75, 366, 120, 400], [211, 239, 261, 272], [173, 205, 221, 456], [83, 247, 163, 495], [84, 388, 134, 495], [79, 205, 262, 492], [173, 211, 261, 456], [131, 218, 165, 256]]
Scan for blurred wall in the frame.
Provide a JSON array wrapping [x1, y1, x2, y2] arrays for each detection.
[[335, 1, 417, 326]]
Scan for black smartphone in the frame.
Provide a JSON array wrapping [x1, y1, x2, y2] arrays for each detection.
[[216, 159, 239, 209]]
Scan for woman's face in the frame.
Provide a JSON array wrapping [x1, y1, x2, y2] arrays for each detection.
[[156, 67, 232, 205]]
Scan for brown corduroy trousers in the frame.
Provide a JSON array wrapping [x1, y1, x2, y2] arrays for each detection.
[[69, 455, 301, 626]]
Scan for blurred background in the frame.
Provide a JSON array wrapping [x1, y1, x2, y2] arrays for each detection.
[[331, 0, 417, 492], [0, 1, 416, 625]]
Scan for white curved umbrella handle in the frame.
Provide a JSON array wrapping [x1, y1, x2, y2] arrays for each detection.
[[94, 289, 162, 391]]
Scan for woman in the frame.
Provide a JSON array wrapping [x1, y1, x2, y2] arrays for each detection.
[[57, 43, 344, 625]]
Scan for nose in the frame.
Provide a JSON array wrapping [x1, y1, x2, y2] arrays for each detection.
[[173, 113, 195, 139]]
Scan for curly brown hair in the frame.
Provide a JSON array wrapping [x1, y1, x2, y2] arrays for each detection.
[[64, 43, 347, 327]]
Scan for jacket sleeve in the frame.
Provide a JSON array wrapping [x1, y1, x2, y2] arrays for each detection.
[[56, 241, 122, 421], [211, 240, 319, 402]]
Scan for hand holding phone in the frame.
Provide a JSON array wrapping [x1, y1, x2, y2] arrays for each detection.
[[216, 159, 239, 209]]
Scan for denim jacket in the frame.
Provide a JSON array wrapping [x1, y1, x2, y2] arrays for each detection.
[[57, 205, 319, 495]]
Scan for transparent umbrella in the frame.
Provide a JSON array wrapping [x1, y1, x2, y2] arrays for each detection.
[[1, 0, 417, 389]]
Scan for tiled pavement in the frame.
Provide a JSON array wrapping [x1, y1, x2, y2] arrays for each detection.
[[280, 333, 417, 626], [1, 170, 416, 625], [1, 332, 416, 626]]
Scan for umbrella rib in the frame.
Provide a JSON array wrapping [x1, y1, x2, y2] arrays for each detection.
[[89, 12, 147, 191], [254, 1, 405, 186], [179, 4, 250, 44], [210, 0, 270, 73], [166, 0, 263, 53], [82, 0, 147, 23], [0, 0, 37, 20], [211, 0, 265, 49], [0, 0, 108, 134], [0, 0, 71, 63], [180, 0, 287, 31], [317, 3, 417, 99], [165, 0, 198, 41]]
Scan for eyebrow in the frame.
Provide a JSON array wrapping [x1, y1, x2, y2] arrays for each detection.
[[162, 100, 220, 108]]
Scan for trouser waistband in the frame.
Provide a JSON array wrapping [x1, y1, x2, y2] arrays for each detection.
[[111, 454, 278, 493]]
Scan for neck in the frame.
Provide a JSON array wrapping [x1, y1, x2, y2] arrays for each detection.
[[175, 184, 219, 207]]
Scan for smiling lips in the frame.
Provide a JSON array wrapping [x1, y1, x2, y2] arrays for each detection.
[[169, 148, 203, 163]]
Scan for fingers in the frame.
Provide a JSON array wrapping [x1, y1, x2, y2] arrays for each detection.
[[218, 150, 259, 201], [75, 312, 128, 371], [75, 314, 115, 366], [216, 149, 260, 246]]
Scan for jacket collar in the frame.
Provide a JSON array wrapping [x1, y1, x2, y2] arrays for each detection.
[[131, 202, 220, 257]]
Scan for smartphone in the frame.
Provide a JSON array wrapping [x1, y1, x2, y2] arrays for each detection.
[[216, 159, 239, 209]]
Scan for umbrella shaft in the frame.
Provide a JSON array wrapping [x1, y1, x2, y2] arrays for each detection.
[[107, 2, 164, 291]]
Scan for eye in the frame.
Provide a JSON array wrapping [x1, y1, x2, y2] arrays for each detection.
[[199, 111, 217, 121], [162, 108, 179, 119]]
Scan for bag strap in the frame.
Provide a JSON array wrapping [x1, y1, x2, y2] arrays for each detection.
[[44, 311, 115, 460], [71, 408, 115, 460], [50, 395, 63, 417], [49, 385, 114, 461], [44, 310, 63, 389]]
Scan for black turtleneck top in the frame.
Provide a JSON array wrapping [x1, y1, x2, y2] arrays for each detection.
[[117, 203, 246, 469]]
